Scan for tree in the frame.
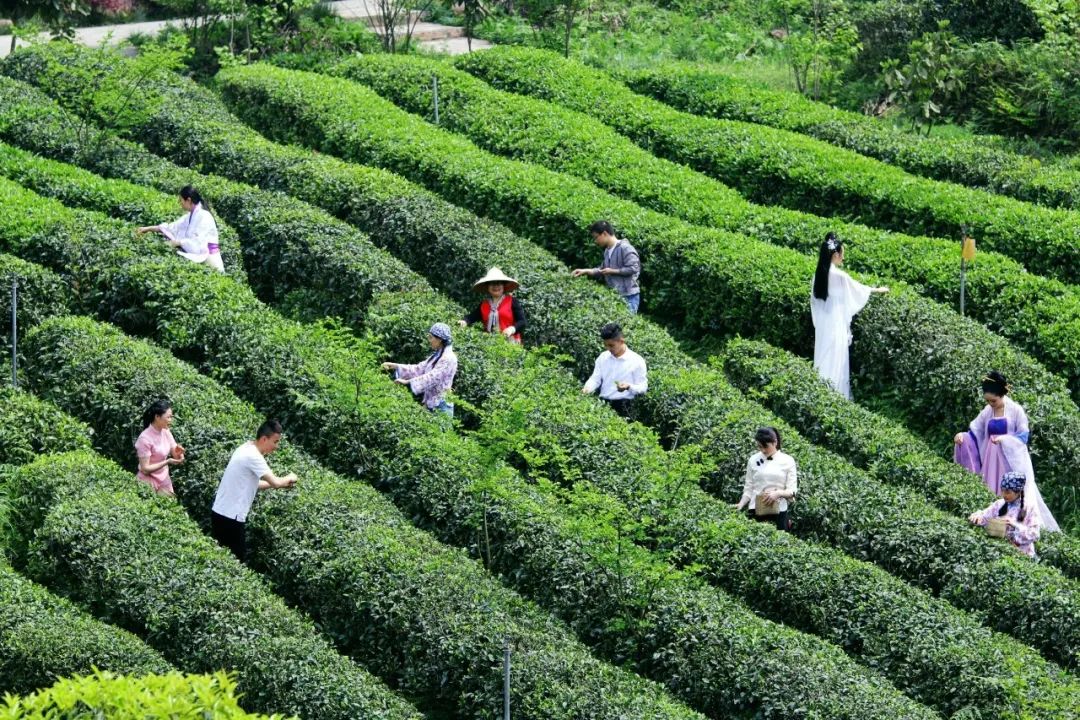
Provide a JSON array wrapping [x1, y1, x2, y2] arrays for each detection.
[[769, 0, 861, 101], [881, 21, 966, 136], [362, 0, 436, 53], [518, 0, 589, 58], [32, 36, 191, 162]]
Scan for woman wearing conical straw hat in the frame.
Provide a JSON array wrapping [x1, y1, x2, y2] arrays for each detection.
[[459, 267, 527, 344]]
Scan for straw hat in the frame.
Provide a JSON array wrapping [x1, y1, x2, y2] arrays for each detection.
[[472, 267, 519, 293]]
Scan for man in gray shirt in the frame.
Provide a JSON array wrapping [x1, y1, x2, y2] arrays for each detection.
[[571, 220, 641, 313]]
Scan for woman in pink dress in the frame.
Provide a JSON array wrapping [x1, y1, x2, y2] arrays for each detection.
[[135, 399, 185, 497], [954, 371, 1059, 532]]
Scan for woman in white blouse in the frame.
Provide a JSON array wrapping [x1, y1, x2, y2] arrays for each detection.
[[735, 427, 798, 531], [137, 185, 225, 272]]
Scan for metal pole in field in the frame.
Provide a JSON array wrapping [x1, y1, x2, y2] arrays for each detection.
[[959, 225, 975, 317], [10, 279, 17, 387], [433, 76, 440, 125], [503, 637, 511, 720]]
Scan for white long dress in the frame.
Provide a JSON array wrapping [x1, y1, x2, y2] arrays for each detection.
[[810, 266, 872, 399]]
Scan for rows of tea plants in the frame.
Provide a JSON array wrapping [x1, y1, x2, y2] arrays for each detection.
[[192, 59, 1080, 532], [616, 61, 1080, 209], [2, 40, 1079, 718], [325, 52, 1080, 400], [4, 60, 1079, 676], [458, 47, 1080, 286], [1, 112, 1077, 719], [0, 157, 956, 719]]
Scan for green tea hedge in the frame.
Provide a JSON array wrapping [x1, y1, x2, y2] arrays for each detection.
[[0, 379, 169, 697], [4, 448, 421, 720], [720, 337, 1080, 578], [456, 47, 1080, 286], [616, 62, 1080, 209], [0, 670, 284, 720], [0, 252, 73, 357], [3, 50, 1079, 690], [21, 314, 715, 717], [41, 201, 939, 718], [0, 143, 246, 277], [0, 557, 172, 697], [328, 53, 1080, 397], [207, 61, 1080, 533]]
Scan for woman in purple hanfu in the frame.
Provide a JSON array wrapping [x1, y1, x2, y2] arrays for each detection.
[[954, 371, 1059, 533]]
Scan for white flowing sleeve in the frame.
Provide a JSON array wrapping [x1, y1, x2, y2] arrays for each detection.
[[838, 269, 873, 325], [159, 213, 187, 241], [968, 405, 990, 439]]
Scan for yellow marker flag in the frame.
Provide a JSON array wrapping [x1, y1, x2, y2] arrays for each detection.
[[961, 235, 976, 262]]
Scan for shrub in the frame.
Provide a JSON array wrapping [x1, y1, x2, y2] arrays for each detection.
[[4, 448, 422, 720], [327, 53, 1080, 395], [21, 304, 720, 720], [614, 60, 1080, 208], [0, 670, 284, 720], [207, 60, 1080, 534], [0, 385, 91, 468], [3, 50, 1079, 699], [455, 46, 1080, 287], [0, 252, 74, 358], [719, 337, 1080, 578], [0, 565, 172, 697]]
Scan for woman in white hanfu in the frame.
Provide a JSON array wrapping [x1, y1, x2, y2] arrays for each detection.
[[954, 371, 1059, 532], [137, 185, 224, 272], [810, 233, 888, 399]]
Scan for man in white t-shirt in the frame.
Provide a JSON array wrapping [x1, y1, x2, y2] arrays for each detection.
[[581, 323, 648, 418], [210, 419, 297, 562]]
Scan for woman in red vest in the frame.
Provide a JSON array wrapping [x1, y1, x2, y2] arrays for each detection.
[[459, 267, 526, 343]]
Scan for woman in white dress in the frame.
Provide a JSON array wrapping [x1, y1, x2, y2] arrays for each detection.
[[810, 233, 888, 399], [137, 186, 225, 272]]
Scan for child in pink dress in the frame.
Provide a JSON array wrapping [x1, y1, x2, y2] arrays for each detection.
[[968, 471, 1042, 558], [135, 399, 185, 497]]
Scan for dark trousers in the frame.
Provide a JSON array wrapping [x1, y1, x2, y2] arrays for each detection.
[[605, 398, 633, 418], [748, 509, 790, 532], [211, 511, 247, 562]]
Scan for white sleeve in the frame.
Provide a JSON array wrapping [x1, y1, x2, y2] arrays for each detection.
[[628, 356, 648, 395], [839, 270, 873, 323], [247, 450, 272, 483], [583, 356, 604, 394]]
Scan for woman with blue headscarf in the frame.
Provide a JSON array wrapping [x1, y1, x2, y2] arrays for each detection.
[[968, 472, 1043, 558], [382, 323, 458, 417]]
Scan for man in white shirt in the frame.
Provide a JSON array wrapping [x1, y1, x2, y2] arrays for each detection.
[[210, 419, 297, 562], [581, 323, 648, 418]]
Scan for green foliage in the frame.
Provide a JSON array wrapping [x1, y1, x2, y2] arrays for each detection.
[[767, 0, 861, 101], [23, 282, 716, 719], [0, 670, 285, 719], [0, 1, 87, 40], [209, 52, 1080, 532], [0, 385, 92, 468], [0, 252, 73, 359], [956, 39, 1080, 149], [455, 46, 1080, 288], [614, 60, 1080, 208], [327, 52, 1080, 401], [4, 443, 419, 720], [719, 337, 1080, 579], [6, 48, 1080, 714], [0, 123, 994, 719], [0, 567, 171, 698], [881, 21, 965, 135], [23, 37, 190, 163]]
